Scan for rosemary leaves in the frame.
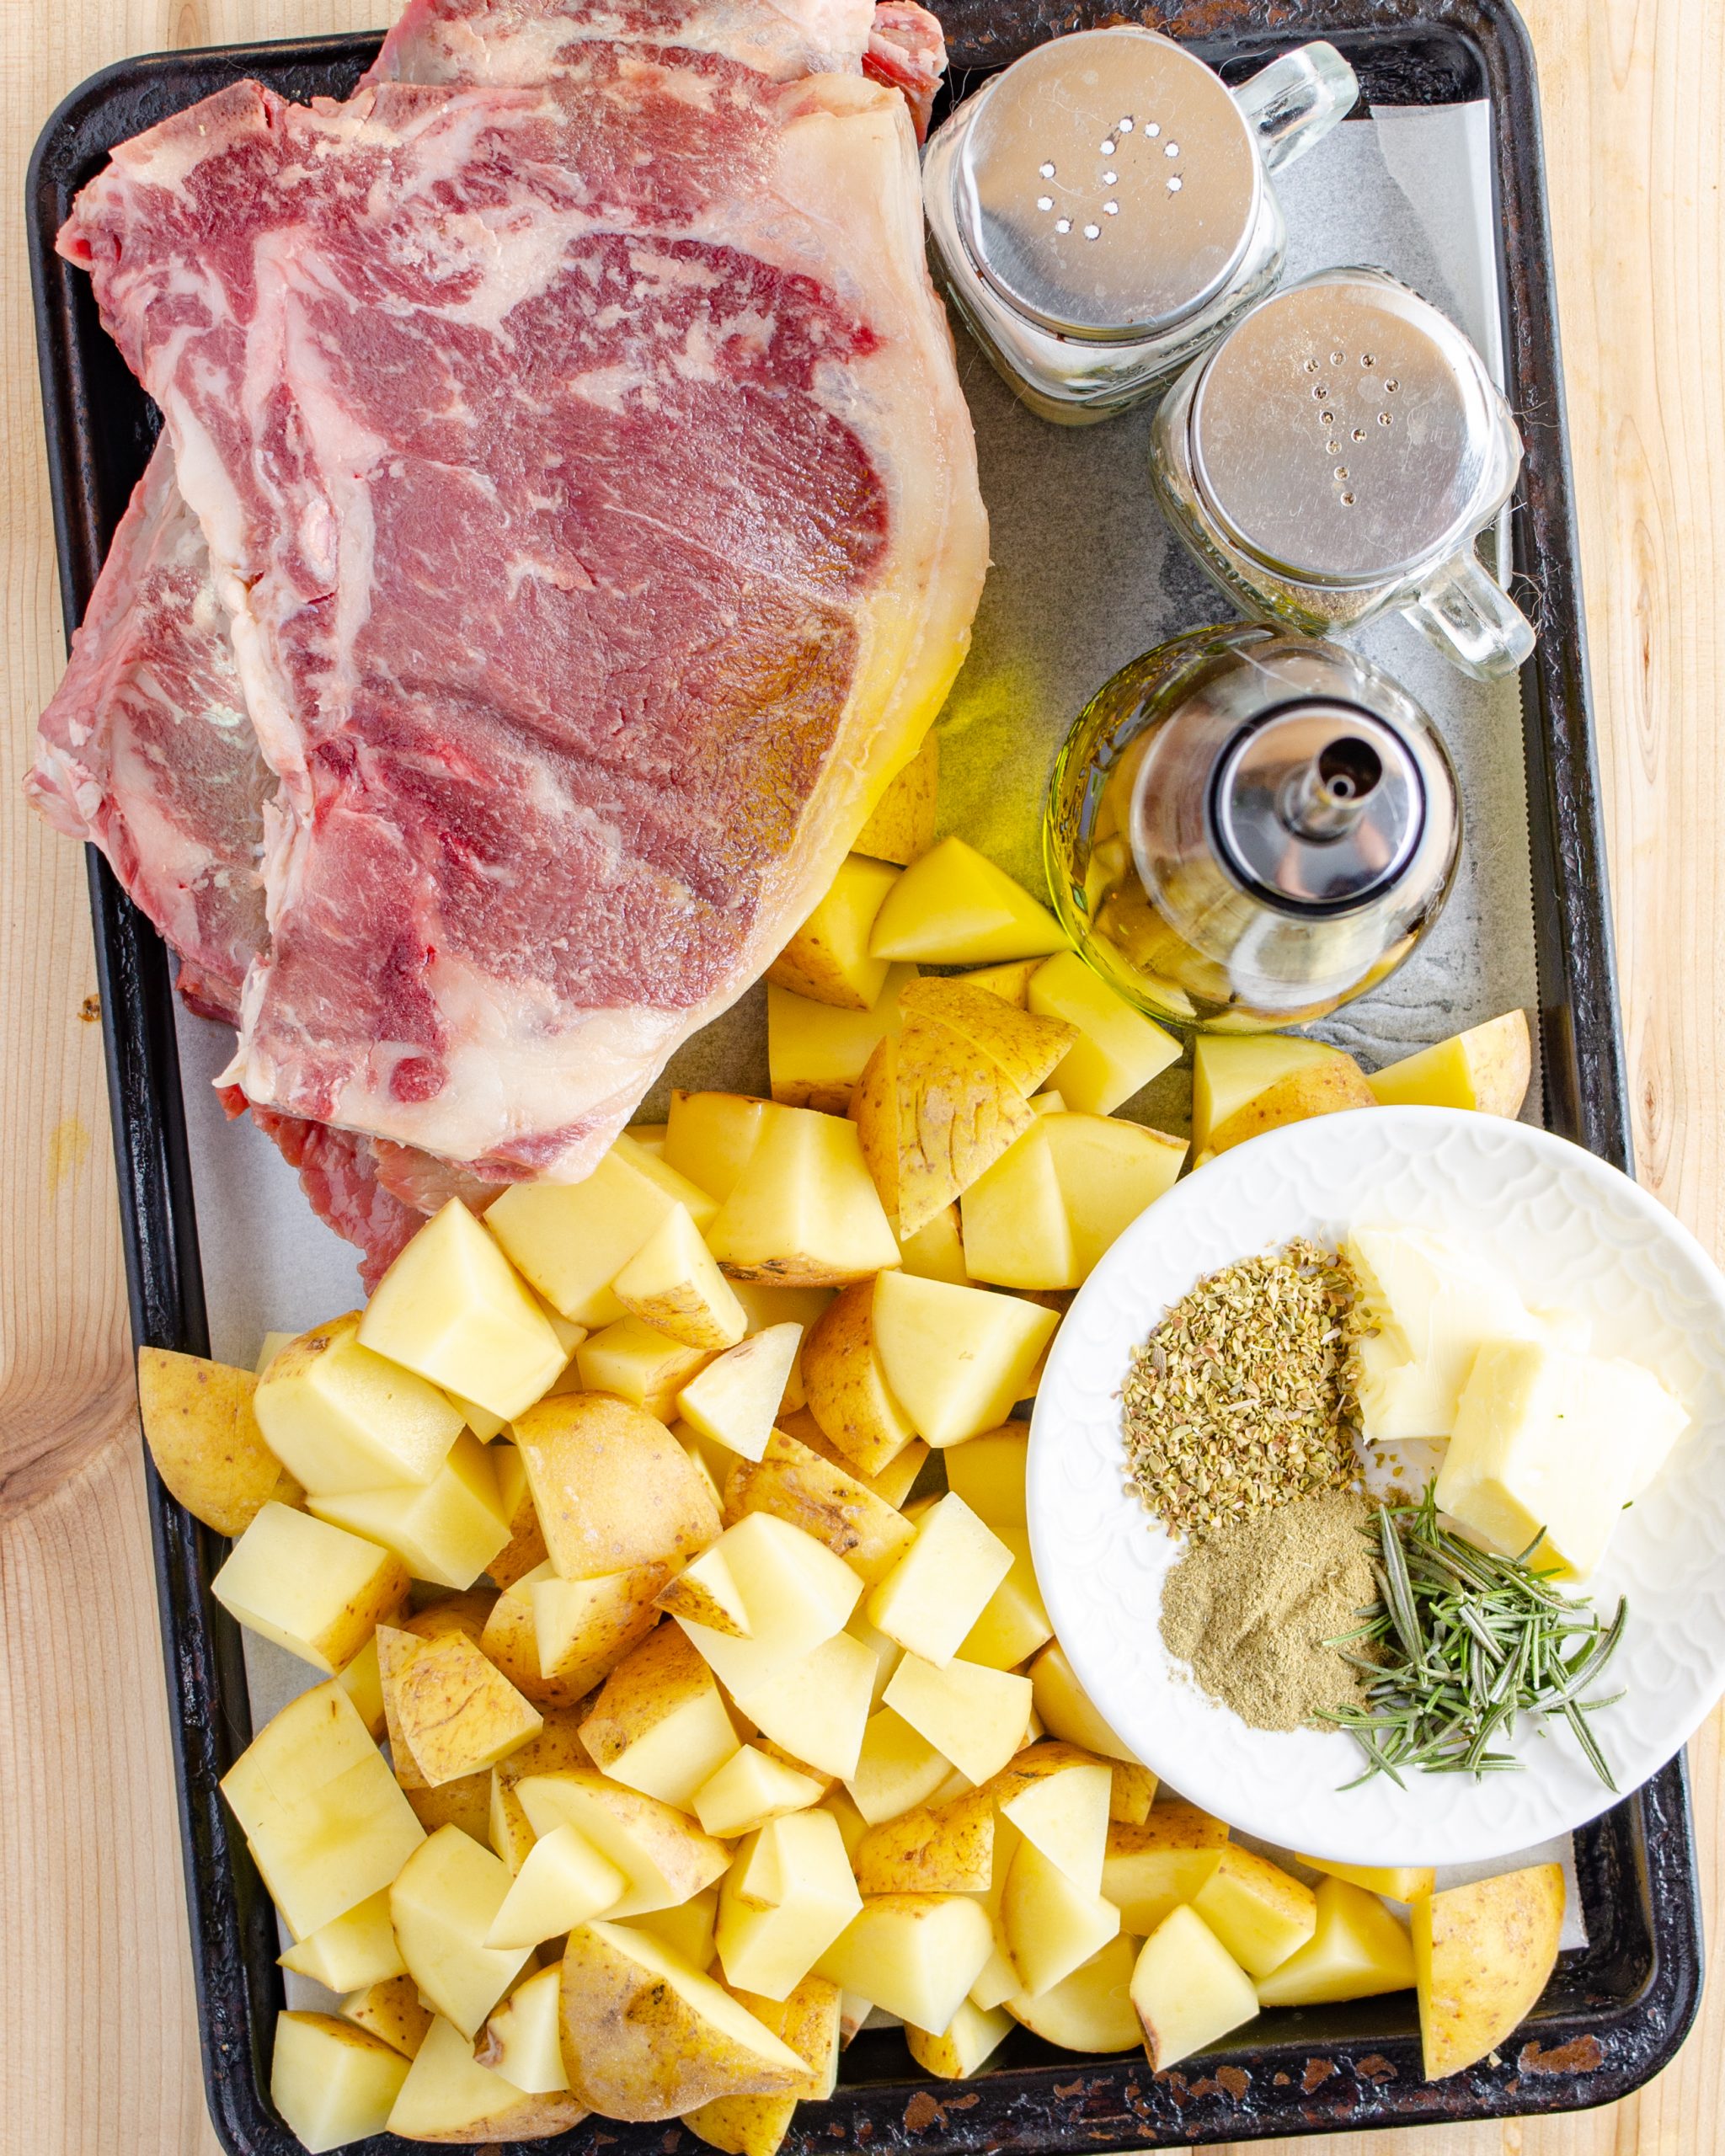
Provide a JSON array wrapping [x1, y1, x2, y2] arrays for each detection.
[[1320, 1483, 1627, 1790]]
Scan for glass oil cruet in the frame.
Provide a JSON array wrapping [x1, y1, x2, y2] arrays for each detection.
[[1044, 624, 1461, 1030]]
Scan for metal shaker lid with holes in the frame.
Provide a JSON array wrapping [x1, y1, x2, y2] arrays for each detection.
[[953, 29, 1261, 339]]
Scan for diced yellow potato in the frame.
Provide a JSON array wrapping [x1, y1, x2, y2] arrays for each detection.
[[680, 1421, 743, 1511], [845, 1608, 905, 1712], [1103, 1807, 1230, 1934], [844, 1708, 953, 1827], [483, 1822, 626, 1948], [729, 1283, 832, 1412], [767, 854, 901, 1010], [271, 2012, 409, 2155], [212, 1502, 406, 1675], [360, 1201, 567, 1421], [308, 1432, 510, 1591], [1001, 1838, 1120, 1997], [137, 1347, 295, 1534], [516, 1769, 730, 1916], [387, 2012, 586, 2141], [723, 1429, 916, 1588], [486, 1137, 717, 1326], [1255, 1876, 1417, 2006], [222, 1683, 425, 1940], [1109, 1764, 1158, 1825], [665, 1092, 774, 1205], [628, 1122, 669, 1153], [853, 731, 938, 866], [1368, 1010, 1532, 1118], [873, 1274, 1058, 1448], [769, 969, 916, 1118], [403, 1770, 493, 1844], [1028, 1642, 1138, 1764], [487, 1440, 549, 1591], [958, 1526, 1053, 1671], [512, 1390, 718, 1580], [955, 958, 1041, 1006], [375, 1621, 540, 1790], [252, 1313, 463, 1497], [1412, 1864, 1565, 2079], [1028, 953, 1183, 1113], [684, 1972, 840, 2156], [707, 1104, 901, 1286], [899, 977, 1077, 1100], [865, 1492, 1013, 1665], [897, 1203, 972, 1285], [341, 1973, 433, 2059], [279, 1888, 405, 1993], [960, 1122, 1078, 1290], [1295, 1854, 1435, 1903], [819, 1893, 994, 2031], [482, 1561, 665, 1709], [484, 1710, 593, 1870], [907, 1997, 1012, 2079], [575, 1315, 712, 1422], [448, 1390, 508, 1443], [1006, 1934, 1141, 2052], [997, 1755, 1110, 1893], [612, 1204, 747, 1353], [799, 1282, 920, 1479], [623, 1886, 722, 1971], [579, 1623, 740, 1806], [943, 1427, 1027, 1529], [1191, 1845, 1317, 1979], [674, 1511, 863, 1662], [337, 1632, 387, 1738], [716, 1809, 863, 1999], [1042, 1113, 1187, 1278], [677, 1326, 803, 1465], [475, 1963, 568, 2092], [1190, 1035, 1375, 1155], [884, 1655, 1032, 1785], [694, 1744, 826, 1838], [854, 1780, 995, 1895], [869, 837, 1066, 965], [389, 1824, 532, 2038], [560, 1921, 807, 2119], [1130, 1905, 1259, 2069], [690, 1629, 877, 1780]]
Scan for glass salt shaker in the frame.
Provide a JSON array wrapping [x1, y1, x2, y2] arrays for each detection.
[[921, 27, 1358, 424], [1148, 266, 1536, 679], [1044, 623, 1461, 1030]]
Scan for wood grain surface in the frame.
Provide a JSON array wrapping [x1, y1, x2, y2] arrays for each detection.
[[0, 1, 1718, 2150]]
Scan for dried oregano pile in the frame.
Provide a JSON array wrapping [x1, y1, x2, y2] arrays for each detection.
[[1122, 1237, 1362, 1540]]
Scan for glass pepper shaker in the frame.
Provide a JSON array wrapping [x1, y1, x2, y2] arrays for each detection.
[[921, 27, 1358, 424], [1148, 266, 1536, 679], [1044, 623, 1461, 1030]]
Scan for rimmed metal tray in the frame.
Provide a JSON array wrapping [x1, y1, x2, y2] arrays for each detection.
[[27, 3, 1703, 2148]]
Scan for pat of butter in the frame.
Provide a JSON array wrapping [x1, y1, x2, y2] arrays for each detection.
[[1434, 1339, 1687, 1578], [1348, 1228, 1557, 1443]]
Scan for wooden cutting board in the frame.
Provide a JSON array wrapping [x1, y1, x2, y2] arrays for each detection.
[[1, 3, 1720, 2151]]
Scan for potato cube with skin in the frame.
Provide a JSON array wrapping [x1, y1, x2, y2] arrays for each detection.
[[957, 958, 1041, 1006], [853, 730, 937, 867], [1109, 1764, 1158, 1825], [1103, 1806, 1230, 1935], [576, 1315, 712, 1421], [1412, 1864, 1565, 2079], [1027, 953, 1182, 1113], [1029, 1642, 1138, 1764], [707, 1105, 901, 1286], [997, 1757, 1111, 1894], [560, 1921, 808, 2120], [1001, 1838, 1120, 1997], [868, 837, 1067, 965], [729, 1282, 833, 1400], [674, 1511, 863, 1664], [943, 1427, 1027, 1530], [685, 1973, 841, 2156], [958, 1525, 1053, 1671], [854, 1783, 996, 1896], [481, 1560, 664, 1708], [387, 2013, 587, 2141], [655, 1542, 750, 1637], [873, 1274, 1059, 1447], [898, 1202, 972, 1285], [389, 1825, 534, 2037], [768, 966, 916, 1115], [212, 1502, 407, 1675], [279, 1889, 405, 1993], [612, 1204, 747, 1353], [677, 1326, 803, 1465], [884, 1655, 1032, 1785], [1006, 1934, 1141, 2053], [1255, 1876, 1417, 2007], [308, 1432, 510, 1591], [800, 1282, 920, 1478], [375, 1622, 542, 1787], [717, 1809, 863, 1999], [702, 1629, 878, 1780], [516, 1769, 731, 1917], [622, 1886, 722, 1970], [1296, 1854, 1434, 1903], [484, 1711, 595, 1870], [403, 1770, 493, 1844], [865, 1493, 1013, 1666], [338, 1633, 387, 1738], [767, 854, 901, 1010], [665, 1092, 774, 1204], [959, 1121, 1078, 1290], [137, 1347, 296, 1534], [1202, 1039, 1376, 1154], [578, 1622, 741, 1806], [483, 1822, 627, 1948], [487, 1440, 549, 1590], [1367, 1009, 1532, 1118], [844, 1708, 953, 1826], [1042, 1113, 1187, 1279], [475, 1963, 568, 2092], [777, 1412, 928, 1510], [484, 1136, 716, 1325], [341, 1974, 433, 2060], [271, 2012, 409, 2155], [723, 1430, 916, 1588], [221, 1683, 425, 1941], [252, 1314, 464, 1497], [695, 1744, 827, 1838], [907, 1998, 1012, 2079], [512, 1390, 718, 1580], [846, 1609, 904, 1711], [818, 1893, 994, 2032], [1130, 1905, 1259, 2069], [1191, 1844, 1317, 1979]]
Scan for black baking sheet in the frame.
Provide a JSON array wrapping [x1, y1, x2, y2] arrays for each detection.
[[26, 3, 1702, 2148]]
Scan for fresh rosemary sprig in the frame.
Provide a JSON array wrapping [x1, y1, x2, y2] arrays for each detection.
[[1316, 1481, 1626, 1791]]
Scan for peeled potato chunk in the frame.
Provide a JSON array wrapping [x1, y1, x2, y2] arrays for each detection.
[[678, 1325, 804, 1464], [1028, 1642, 1138, 1764], [818, 1893, 995, 2034], [1255, 1876, 1417, 2007], [1413, 1864, 1565, 2079], [271, 2012, 409, 2155], [137, 1347, 296, 1534], [767, 854, 901, 1010], [883, 1653, 1032, 1785], [767, 970, 916, 1115], [252, 1312, 463, 1498], [213, 1502, 407, 1676], [1368, 1009, 1532, 1117], [1028, 952, 1182, 1113], [1130, 1904, 1259, 2070], [476, 1963, 569, 2092], [515, 1769, 731, 1917], [1006, 1933, 1142, 2052], [1190, 1844, 1316, 1979], [865, 1492, 1013, 1665], [390, 1824, 533, 2039], [307, 1431, 510, 1592], [907, 1997, 1013, 2079], [716, 1809, 863, 2000], [1296, 1854, 1435, 1903], [483, 1823, 625, 1950], [279, 1890, 404, 1994], [868, 836, 1067, 965], [708, 1105, 901, 1286], [387, 2011, 588, 2142], [873, 1273, 1059, 1448], [1102, 1806, 1230, 1935], [664, 1092, 774, 1205], [694, 1743, 828, 1839], [613, 1203, 747, 1352]]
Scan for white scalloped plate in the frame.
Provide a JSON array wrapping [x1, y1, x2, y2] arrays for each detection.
[[1027, 1106, 1725, 1865]]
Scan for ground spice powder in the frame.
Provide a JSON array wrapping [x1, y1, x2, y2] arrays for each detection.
[[1159, 1490, 1377, 1732]]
